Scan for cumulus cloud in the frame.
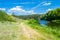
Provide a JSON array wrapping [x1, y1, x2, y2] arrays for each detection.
[[41, 1, 51, 6], [8, 6, 25, 12], [0, 8, 6, 11], [8, 6, 35, 15]]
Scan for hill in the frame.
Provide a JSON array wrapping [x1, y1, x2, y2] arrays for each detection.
[[12, 14, 41, 20], [0, 10, 15, 22]]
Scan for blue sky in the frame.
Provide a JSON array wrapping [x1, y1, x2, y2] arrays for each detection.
[[0, 0, 60, 15]]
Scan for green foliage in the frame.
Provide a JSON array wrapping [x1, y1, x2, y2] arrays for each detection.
[[27, 19, 39, 25], [26, 20, 60, 40], [40, 8, 60, 21], [0, 10, 15, 22]]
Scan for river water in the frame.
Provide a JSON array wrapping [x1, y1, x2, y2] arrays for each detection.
[[39, 20, 60, 28], [39, 20, 48, 26]]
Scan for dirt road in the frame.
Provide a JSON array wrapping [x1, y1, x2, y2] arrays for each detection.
[[17, 22, 51, 40]]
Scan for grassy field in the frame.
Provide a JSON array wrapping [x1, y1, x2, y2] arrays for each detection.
[[0, 22, 18, 40], [0, 21, 42, 40], [0, 21, 50, 40], [25, 19, 60, 40], [0, 21, 28, 40]]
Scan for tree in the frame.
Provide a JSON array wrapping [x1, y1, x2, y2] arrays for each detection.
[[40, 8, 60, 21]]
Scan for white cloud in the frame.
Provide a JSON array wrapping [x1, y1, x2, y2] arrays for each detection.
[[8, 6, 25, 12], [31, 1, 51, 10], [0, 8, 6, 11], [41, 1, 51, 6], [8, 6, 36, 15], [47, 8, 52, 11]]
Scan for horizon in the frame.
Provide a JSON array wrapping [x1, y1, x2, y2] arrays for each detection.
[[0, 0, 60, 15]]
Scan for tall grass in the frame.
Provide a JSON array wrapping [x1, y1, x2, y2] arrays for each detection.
[[0, 10, 15, 22], [0, 22, 19, 40], [25, 19, 60, 40]]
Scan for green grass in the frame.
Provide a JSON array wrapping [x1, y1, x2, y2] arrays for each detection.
[[0, 21, 33, 40], [0, 10, 15, 22], [0, 22, 19, 40], [25, 19, 60, 40]]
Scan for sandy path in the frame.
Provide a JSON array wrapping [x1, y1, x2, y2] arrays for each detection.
[[20, 22, 51, 40]]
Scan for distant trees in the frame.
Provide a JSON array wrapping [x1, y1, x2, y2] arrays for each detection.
[[12, 14, 41, 20]]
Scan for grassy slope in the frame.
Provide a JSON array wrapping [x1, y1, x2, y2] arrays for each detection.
[[0, 10, 15, 22], [0, 22, 18, 40], [25, 19, 60, 40], [0, 10, 28, 40]]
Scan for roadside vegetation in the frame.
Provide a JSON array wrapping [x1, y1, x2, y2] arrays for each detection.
[[24, 8, 60, 40], [25, 19, 60, 40]]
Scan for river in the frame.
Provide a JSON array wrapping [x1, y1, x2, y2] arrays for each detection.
[[39, 20, 60, 28]]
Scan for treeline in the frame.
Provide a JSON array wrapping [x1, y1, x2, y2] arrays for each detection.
[[12, 14, 41, 20]]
